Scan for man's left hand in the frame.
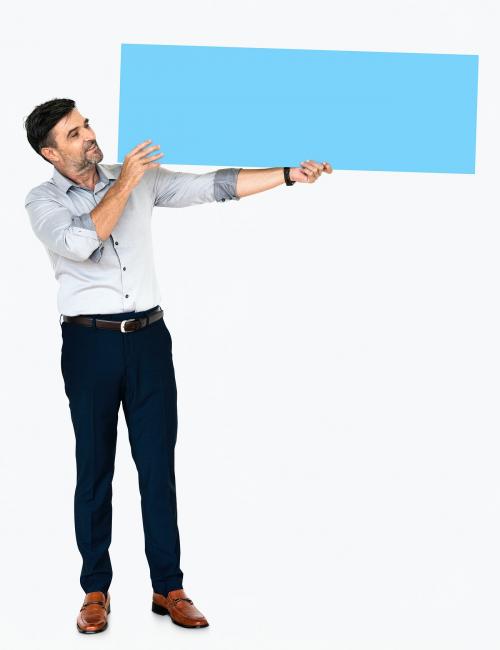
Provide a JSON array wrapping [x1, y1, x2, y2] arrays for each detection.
[[289, 160, 333, 183]]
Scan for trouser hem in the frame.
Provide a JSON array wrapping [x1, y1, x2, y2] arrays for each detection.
[[153, 580, 184, 596]]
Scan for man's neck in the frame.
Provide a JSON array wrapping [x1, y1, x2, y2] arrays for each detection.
[[57, 163, 99, 191]]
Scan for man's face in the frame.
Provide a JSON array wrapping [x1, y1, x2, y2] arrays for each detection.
[[42, 107, 103, 170]]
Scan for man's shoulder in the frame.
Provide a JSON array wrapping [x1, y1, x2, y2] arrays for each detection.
[[24, 179, 59, 206], [101, 162, 123, 177], [102, 161, 160, 190]]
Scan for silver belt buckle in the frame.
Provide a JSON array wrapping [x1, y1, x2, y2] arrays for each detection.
[[120, 318, 135, 333]]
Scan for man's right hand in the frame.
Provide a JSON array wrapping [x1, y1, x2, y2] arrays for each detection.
[[118, 140, 164, 191], [90, 140, 163, 240]]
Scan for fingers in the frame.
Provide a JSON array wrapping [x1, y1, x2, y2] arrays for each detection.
[[137, 144, 163, 160], [127, 140, 164, 160], [128, 139, 154, 156], [300, 160, 321, 181], [124, 141, 165, 169], [300, 160, 322, 171], [300, 166, 315, 180], [141, 151, 164, 165], [299, 160, 334, 181]]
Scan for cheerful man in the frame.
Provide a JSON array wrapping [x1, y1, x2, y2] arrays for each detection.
[[23, 97, 332, 634]]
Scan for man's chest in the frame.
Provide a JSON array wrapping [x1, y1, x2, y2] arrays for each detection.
[[62, 183, 154, 241]]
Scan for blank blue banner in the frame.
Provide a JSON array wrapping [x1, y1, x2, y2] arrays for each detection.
[[118, 44, 478, 174]]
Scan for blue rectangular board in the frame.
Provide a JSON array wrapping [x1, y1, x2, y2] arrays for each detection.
[[118, 44, 478, 174]]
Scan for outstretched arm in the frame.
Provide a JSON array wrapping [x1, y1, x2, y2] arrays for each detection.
[[153, 167, 241, 207], [236, 160, 333, 198], [152, 159, 333, 207]]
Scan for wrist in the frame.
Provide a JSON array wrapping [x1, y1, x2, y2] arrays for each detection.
[[283, 166, 295, 186], [114, 177, 134, 195]]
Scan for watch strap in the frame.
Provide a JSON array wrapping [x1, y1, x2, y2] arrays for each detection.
[[283, 166, 295, 186]]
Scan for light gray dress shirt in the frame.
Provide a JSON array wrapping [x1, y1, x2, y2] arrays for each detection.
[[25, 163, 242, 316]]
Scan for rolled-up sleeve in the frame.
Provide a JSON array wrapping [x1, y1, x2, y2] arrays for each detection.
[[153, 166, 242, 208], [25, 192, 104, 263]]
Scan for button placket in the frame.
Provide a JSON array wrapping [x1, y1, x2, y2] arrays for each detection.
[[111, 235, 129, 303]]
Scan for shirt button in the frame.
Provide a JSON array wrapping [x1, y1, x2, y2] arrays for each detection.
[[123, 266, 126, 271], [125, 294, 129, 298], [115, 241, 119, 245], [221, 198, 225, 202]]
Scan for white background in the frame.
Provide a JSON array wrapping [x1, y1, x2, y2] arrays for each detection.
[[1, 1, 499, 648]]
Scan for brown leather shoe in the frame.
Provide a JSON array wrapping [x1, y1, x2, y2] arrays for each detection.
[[152, 588, 209, 628], [76, 591, 111, 634]]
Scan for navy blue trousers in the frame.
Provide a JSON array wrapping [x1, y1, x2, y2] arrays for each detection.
[[60, 304, 183, 596]]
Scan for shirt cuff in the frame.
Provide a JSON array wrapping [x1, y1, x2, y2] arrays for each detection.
[[71, 213, 104, 262], [214, 168, 242, 202]]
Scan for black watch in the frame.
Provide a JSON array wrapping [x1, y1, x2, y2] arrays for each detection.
[[283, 166, 295, 186]]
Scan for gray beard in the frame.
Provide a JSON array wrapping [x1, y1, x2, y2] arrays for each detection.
[[75, 148, 103, 172]]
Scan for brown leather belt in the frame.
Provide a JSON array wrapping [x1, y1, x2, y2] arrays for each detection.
[[61, 306, 164, 333]]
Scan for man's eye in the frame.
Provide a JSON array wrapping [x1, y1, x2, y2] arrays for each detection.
[[72, 133, 78, 137]]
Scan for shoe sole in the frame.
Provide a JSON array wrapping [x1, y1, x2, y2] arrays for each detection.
[[76, 605, 111, 634], [152, 601, 209, 628]]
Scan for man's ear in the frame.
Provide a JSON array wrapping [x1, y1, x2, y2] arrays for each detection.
[[40, 146, 58, 164]]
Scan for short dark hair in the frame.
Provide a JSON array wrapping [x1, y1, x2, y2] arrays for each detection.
[[24, 98, 76, 163]]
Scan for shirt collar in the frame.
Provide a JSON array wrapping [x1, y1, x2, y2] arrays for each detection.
[[51, 163, 118, 193]]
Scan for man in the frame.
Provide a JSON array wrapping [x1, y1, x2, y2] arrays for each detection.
[[23, 97, 332, 635]]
